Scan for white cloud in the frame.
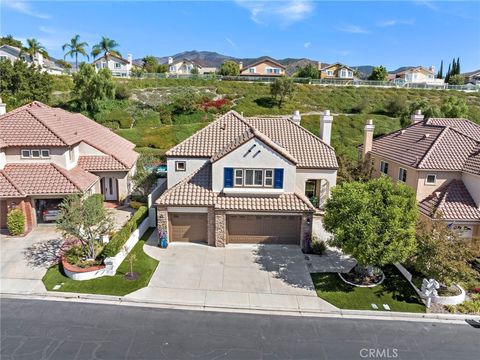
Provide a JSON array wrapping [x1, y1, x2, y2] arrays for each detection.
[[235, 0, 314, 26], [39, 26, 55, 34], [225, 37, 239, 50], [4, 1, 51, 19], [377, 19, 415, 27], [336, 24, 370, 34], [304, 41, 311, 48]]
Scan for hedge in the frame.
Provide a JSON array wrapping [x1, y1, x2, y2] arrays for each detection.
[[102, 206, 149, 258], [6, 209, 25, 236]]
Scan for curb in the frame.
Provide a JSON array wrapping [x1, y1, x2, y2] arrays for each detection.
[[1, 291, 478, 324]]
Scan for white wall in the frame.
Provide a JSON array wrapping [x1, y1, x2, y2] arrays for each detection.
[[212, 138, 296, 193], [0, 149, 5, 170], [78, 141, 104, 156], [4, 147, 70, 168], [462, 172, 480, 207], [295, 168, 337, 194], [167, 157, 209, 188]]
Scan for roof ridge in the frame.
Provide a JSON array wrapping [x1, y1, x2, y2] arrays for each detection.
[[24, 106, 69, 146], [417, 126, 450, 168], [0, 169, 26, 197], [81, 139, 129, 168], [50, 163, 86, 192], [447, 123, 480, 143], [293, 191, 316, 211]]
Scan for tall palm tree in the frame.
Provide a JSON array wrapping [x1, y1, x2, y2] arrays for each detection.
[[91, 47, 101, 61], [62, 34, 89, 70], [23, 38, 49, 63], [92, 37, 121, 59]]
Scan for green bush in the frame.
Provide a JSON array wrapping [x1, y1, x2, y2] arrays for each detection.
[[6, 209, 25, 236], [102, 206, 149, 258], [115, 84, 132, 100], [311, 240, 327, 255]]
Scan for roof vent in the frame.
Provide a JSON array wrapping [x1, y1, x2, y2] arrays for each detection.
[[221, 123, 227, 130], [423, 134, 430, 139], [401, 129, 406, 135]]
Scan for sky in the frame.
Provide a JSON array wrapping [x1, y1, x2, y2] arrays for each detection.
[[1, 0, 479, 71]]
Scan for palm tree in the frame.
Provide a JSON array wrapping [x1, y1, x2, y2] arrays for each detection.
[[92, 37, 121, 59], [62, 34, 89, 71], [91, 47, 101, 61], [22, 38, 48, 64]]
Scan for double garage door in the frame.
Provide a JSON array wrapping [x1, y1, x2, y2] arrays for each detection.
[[168, 212, 301, 245]]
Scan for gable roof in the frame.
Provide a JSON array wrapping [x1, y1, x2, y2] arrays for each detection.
[[0, 170, 25, 198], [92, 52, 129, 64], [166, 111, 337, 169], [0, 102, 138, 169], [395, 66, 433, 75], [242, 57, 286, 70], [320, 62, 353, 71]]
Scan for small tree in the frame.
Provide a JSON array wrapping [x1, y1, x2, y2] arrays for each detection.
[[270, 78, 295, 108], [142, 55, 160, 73], [447, 74, 465, 86], [6, 209, 25, 236], [297, 63, 319, 79], [73, 63, 115, 112], [367, 66, 388, 81], [440, 96, 468, 117], [57, 194, 114, 260], [324, 177, 419, 274], [219, 60, 240, 76], [124, 245, 137, 278], [130, 155, 158, 201]]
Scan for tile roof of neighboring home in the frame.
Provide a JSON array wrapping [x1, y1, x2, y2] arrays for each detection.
[[77, 155, 126, 171], [419, 180, 480, 221], [241, 57, 286, 70], [0, 102, 138, 169], [1, 163, 98, 196], [167, 111, 338, 169], [319, 62, 354, 71], [92, 52, 130, 64], [157, 163, 314, 212], [369, 118, 480, 172], [463, 144, 480, 175], [0, 170, 25, 198]]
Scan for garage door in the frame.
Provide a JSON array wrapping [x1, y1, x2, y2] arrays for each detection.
[[169, 213, 207, 242], [227, 215, 301, 244]]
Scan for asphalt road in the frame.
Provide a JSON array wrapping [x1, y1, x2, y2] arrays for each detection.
[[0, 298, 478, 360]]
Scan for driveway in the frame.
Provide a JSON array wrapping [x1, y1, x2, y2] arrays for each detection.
[[0, 227, 61, 294]]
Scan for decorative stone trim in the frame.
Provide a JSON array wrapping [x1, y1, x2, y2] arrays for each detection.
[[215, 211, 226, 247], [207, 207, 215, 246], [300, 212, 313, 250], [157, 206, 169, 242]]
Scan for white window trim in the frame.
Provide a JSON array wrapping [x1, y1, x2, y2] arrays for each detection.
[[398, 167, 407, 182], [175, 161, 186, 172], [326, 70, 334, 76], [425, 174, 436, 185], [41, 149, 50, 159], [233, 168, 273, 188], [234, 169, 243, 186], [380, 161, 389, 174], [21, 149, 31, 159], [248, 67, 256, 74], [31, 149, 41, 158]]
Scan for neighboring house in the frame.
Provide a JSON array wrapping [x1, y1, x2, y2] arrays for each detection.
[[92, 52, 133, 77], [156, 110, 338, 248], [165, 57, 216, 75], [463, 70, 480, 85], [239, 57, 286, 76], [391, 66, 444, 85], [0, 101, 138, 233], [0, 44, 65, 75], [361, 111, 480, 238], [318, 62, 354, 80]]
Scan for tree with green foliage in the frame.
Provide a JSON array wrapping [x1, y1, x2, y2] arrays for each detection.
[[324, 177, 419, 274], [92, 36, 121, 58], [445, 63, 452, 83], [456, 57, 461, 75], [367, 66, 388, 81], [297, 63, 319, 79], [142, 56, 159, 73], [219, 60, 240, 76], [62, 34, 89, 70], [22, 38, 48, 63], [6, 209, 25, 236], [130, 155, 158, 201], [0, 35, 22, 48], [386, 95, 408, 116], [190, 67, 199, 75], [72, 63, 115, 112], [91, 47, 101, 61], [57, 194, 114, 260], [440, 96, 468, 117], [0, 58, 52, 108], [447, 74, 465, 86], [270, 78, 295, 107], [55, 59, 72, 71], [436, 60, 443, 79], [399, 98, 441, 128]]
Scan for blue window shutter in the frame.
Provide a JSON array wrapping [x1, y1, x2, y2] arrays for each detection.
[[274, 168, 284, 189], [224, 168, 233, 188]]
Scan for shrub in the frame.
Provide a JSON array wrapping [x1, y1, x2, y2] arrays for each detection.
[[115, 84, 132, 100], [129, 200, 147, 209], [6, 209, 25, 236], [102, 206, 149, 258], [157, 104, 172, 125], [311, 240, 327, 255]]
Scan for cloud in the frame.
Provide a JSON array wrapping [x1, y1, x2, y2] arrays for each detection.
[[235, 0, 314, 26], [225, 37, 239, 51], [4, 1, 51, 19], [412, 0, 438, 12], [336, 24, 370, 34], [39, 26, 55, 34], [304, 41, 311, 48], [377, 19, 415, 27]]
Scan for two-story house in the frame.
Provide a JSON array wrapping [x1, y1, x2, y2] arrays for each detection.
[[0, 101, 138, 233], [165, 57, 216, 75], [156, 110, 338, 248], [92, 52, 133, 77], [361, 111, 480, 238], [319, 63, 355, 80], [0, 44, 65, 75], [390, 66, 444, 85], [239, 57, 286, 77]]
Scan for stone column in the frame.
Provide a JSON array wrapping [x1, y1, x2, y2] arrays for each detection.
[[214, 211, 226, 247], [300, 212, 313, 250], [156, 206, 169, 241], [207, 207, 215, 246]]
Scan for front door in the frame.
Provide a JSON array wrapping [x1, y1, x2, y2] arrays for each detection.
[[103, 177, 118, 201]]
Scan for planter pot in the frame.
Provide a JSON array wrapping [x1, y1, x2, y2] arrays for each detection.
[[61, 257, 106, 281], [431, 284, 466, 306]]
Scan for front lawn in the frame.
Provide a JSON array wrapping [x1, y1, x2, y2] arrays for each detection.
[[311, 266, 425, 313], [43, 228, 158, 296]]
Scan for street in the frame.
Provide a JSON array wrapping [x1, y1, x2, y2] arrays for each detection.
[[0, 298, 478, 360]]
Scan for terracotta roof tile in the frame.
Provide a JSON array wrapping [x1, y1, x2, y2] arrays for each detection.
[[77, 155, 127, 171], [0, 170, 25, 198]]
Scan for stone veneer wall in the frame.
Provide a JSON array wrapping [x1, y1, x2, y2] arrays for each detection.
[[157, 206, 169, 241], [214, 211, 226, 247], [207, 208, 215, 246], [300, 212, 313, 250]]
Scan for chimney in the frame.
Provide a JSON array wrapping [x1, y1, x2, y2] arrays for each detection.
[[317, 61, 323, 70], [411, 109, 424, 124], [239, 61, 243, 70], [127, 53, 133, 66], [363, 119, 375, 160], [320, 110, 333, 146], [168, 57, 173, 65], [291, 110, 301, 125], [429, 65, 435, 74], [0, 98, 6, 116]]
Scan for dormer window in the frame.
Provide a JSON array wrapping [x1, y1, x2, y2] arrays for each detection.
[[41, 149, 50, 158], [21, 149, 31, 158], [31, 150, 41, 158]]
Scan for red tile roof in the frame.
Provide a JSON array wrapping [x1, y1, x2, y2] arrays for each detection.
[[77, 155, 126, 171], [0, 170, 25, 198]]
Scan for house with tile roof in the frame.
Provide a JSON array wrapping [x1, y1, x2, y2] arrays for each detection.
[[0, 101, 138, 233], [390, 66, 444, 85], [92, 52, 133, 77], [165, 57, 217, 75], [318, 62, 355, 80], [0, 44, 65, 75], [239, 57, 286, 77], [361, 110, 480, 238], [156, 110, 338, 248]]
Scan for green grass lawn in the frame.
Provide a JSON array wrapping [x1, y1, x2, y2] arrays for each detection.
[[311, 266, 426, 313], [43, 228, 158, 296]]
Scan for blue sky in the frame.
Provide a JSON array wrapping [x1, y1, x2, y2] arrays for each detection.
[[1, 0, 479, 71]]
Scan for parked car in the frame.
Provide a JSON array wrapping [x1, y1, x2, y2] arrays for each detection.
[[42, 205, 61, 222]]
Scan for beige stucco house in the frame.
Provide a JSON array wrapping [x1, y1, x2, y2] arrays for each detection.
[[318, 62, 354, 80], [391, 66, 444, 85], [0, 44, 65, 75], [239, 57, 286, 77], [0, 101, 138, 233], [166, 57, 216, 75], [361, 111, 480, 238], [156, 110, 338, 248], [93, 52, 133, 77]]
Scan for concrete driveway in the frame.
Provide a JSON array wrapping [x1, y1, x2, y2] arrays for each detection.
[[0, 227, 62, 294]]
